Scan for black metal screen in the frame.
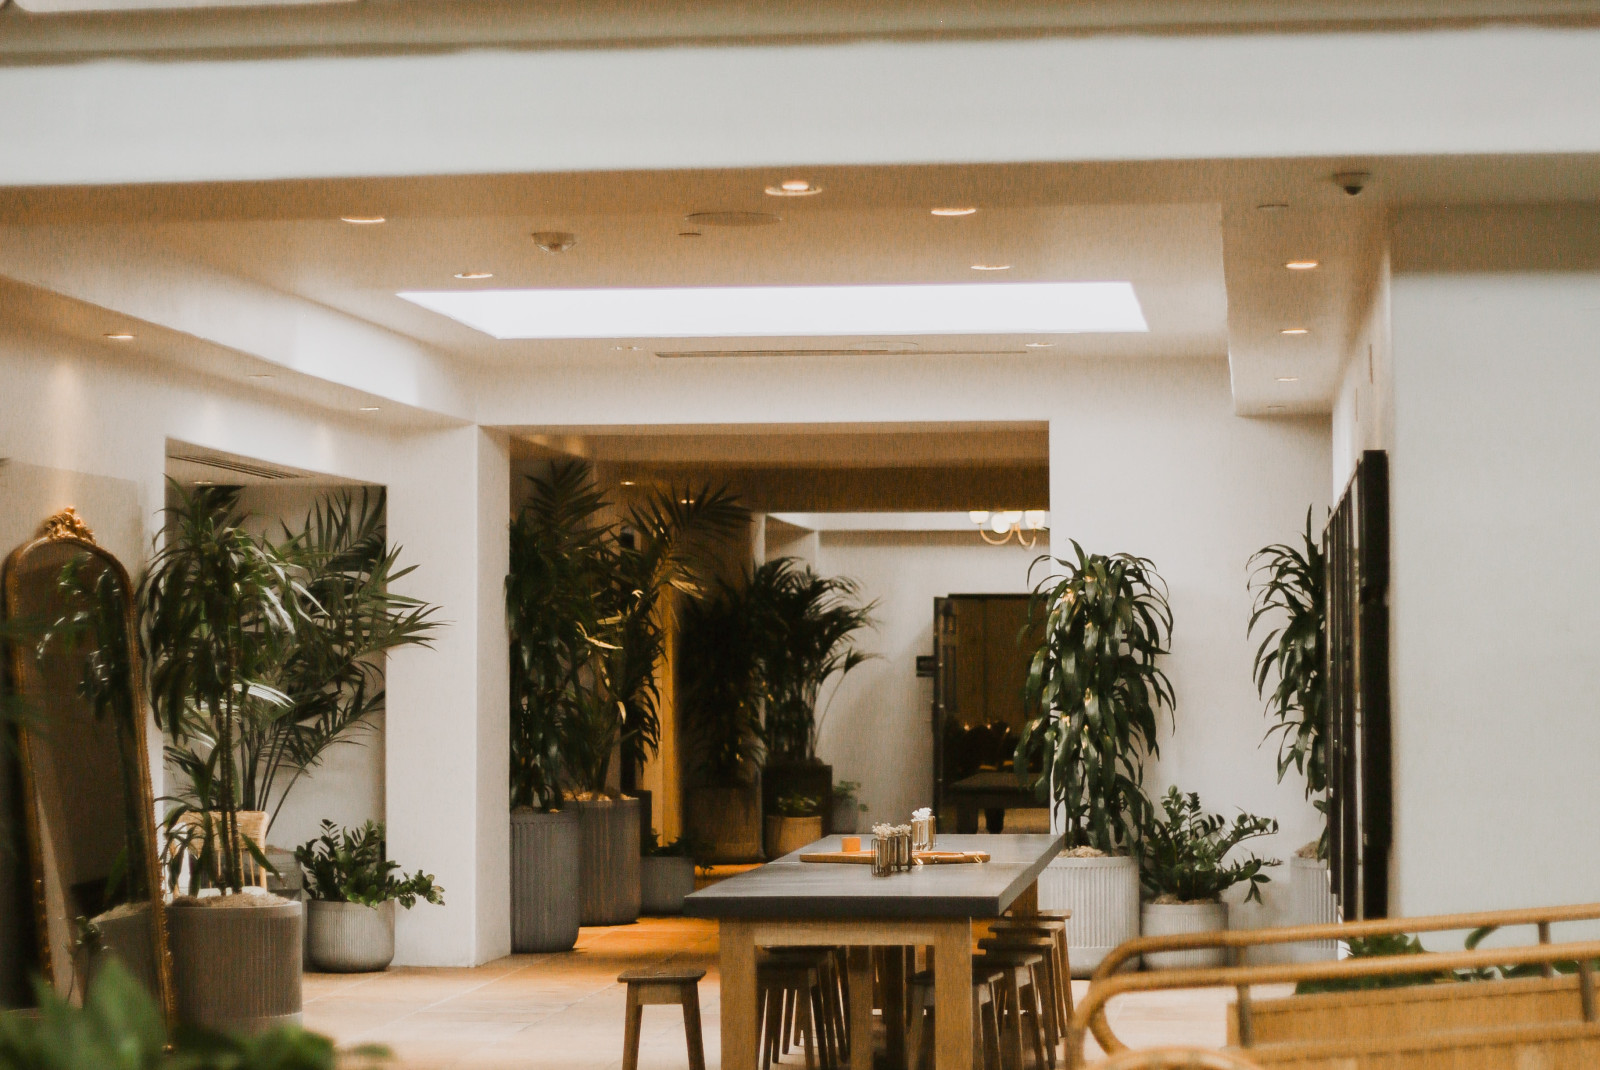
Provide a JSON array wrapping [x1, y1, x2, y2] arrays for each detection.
[[1325, 449, 1393, 919]]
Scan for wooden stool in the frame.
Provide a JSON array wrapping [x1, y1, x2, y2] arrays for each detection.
[[979, 949, 1050, 1070], [905, 963, 1006, 1070], [981, 930, 1069, 1056], [765, 948, 847, 1068], [618, 968, 707, 1070], [995, 912, 1073, 1028], [758, 954, 837, 1070]]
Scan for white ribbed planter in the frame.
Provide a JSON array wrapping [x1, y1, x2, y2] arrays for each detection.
[[1289, 855, 1339, 962], [1141, 901, 1229, 969], [307, 900, 394, 973], [511, 809, 581, 951], [1039, 855, 1140, 976], [167, 896, 302, 1033], [640, 856, 697, 915]]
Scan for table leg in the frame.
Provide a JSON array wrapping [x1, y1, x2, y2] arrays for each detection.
[[956, 801, 978, 834], [883, 946, 907, 1069], [933, 919, 974, 1070], [720, 920, 758, 1070], [1010, 880, 1039, 917], [848, 947, 875, 1070]]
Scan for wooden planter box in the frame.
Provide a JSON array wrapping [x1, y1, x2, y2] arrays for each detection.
[[684, 785, 763, 864]]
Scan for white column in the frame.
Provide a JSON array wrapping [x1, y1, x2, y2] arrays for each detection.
[[384, 425, 510, 966]]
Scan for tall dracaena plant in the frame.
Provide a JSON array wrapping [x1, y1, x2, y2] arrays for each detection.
[[1248, 508, 1328, 853], [1018, 542, 1175, 853], [141, 484, 300, 893]]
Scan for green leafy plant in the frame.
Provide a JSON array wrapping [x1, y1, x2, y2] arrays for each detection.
[[141, 484, 301, 893], [678, 574, 768, 788], [832, 781, 868, 813], [1248, 509, 1328, 855], [752, 559, 877, 765], [1293, 933, 1442, 994], [1139, 787, 1280, 903], [295, 820, 444, 910], [1018, 542, 1175, 853], [0, 958, 386, 1070], [642, 829, 698, 860], [772, 793, 822, 818]]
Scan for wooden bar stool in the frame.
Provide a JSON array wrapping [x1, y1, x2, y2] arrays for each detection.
[[982, 928, 1070, 1053], [764, 947, 847, 1068], [618, 968, 707, 1070], [758, 953, 838, 1070], [905, 963, 1006, 1070], [978, 949, 1050, 1070]]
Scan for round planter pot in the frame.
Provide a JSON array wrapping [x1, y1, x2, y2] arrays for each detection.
[[166, 896, 302, 1033], [1038, 855, 1141, 976], [511, 809, 581, 952], [764, 815, 824, 860], [1289, 854, 1339, 962], [306, 900, 394, 973], [640, 856, 697, 915], [762, 762, 833, 823], [263, 846, 303, 898], [1141, 901, 1230, 970], [684, 785, 763, 864], [569, 796, 641, 926], [830, 796, 861, 835]]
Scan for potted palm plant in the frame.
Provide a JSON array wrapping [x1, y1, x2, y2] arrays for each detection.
[[1139, 787, 1280, 969], [141, 484, 305, 1033], [296, 820, 443, 973], [1249, 509, 1336, 956], [1020, 542, 1174, 975], [752, 559, 877, 829], [639, 831, 698, 915]]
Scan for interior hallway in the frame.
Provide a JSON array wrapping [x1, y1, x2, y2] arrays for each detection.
[[303, 917, 1238, 1069]]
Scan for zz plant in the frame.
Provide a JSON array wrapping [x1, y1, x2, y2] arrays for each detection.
[[1140, 787, 1280, 903], [1018, 542, 1174, 853], [1248, 508, 1328, 854], [295, 820, 444, 910]]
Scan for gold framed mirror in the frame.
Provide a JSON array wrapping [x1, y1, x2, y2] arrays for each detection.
[[2, 508, 175, 1019]]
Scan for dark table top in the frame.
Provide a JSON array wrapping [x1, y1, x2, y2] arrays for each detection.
[[947, 771, 1040, 795], [683, 833, 1064, 920]]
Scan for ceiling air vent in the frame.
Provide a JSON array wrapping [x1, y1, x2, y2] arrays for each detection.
[[654, 348, 1029, 359], [168, 453, 299, 481]]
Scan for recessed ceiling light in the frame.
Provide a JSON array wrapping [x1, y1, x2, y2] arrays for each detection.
[[1257, 203, 1289, 212], [194, 480, 215, 486], [765, 180, 822, 197], [399, 281, 1150, 339], [359, 406, 381, 412], [1285, 260, 1319, 271], [1277, 376, 1301, 382], [620, 480, 637, 487], [971, 264, 1011, 271], [247, 373, 276, 380], [454, 271, 494, 280], [1281, 328, 1310, 335], [103, 332, 135, 340], [931, 207, 978, 217], [1024, 341, 1054, 348], [612, 344, 643, 351], [340, 215, 386, 225]]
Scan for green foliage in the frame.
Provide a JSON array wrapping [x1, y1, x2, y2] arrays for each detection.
[[1018, 543, 1175, 853], [678, 575, 767, 788], [832, 781, 868, 813], [1248, 509, 1328, 854], [506, 463, 745, 802], [641, 829, 698, 860], [1139, 787, 1279, 903], [295, 820, 444, 910], [0, 959, 384, 1070], [141, 484, 301, 893], [772, 793, 822, 818], [1294, 934, 1442, 994]]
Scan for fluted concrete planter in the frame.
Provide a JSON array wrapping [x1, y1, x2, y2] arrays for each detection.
[[511, 809, 581, 951], [167, 896, 302, 1033], [569, 796, 641, 926], [640, 856, 696, 915], [764, 815, 823, 859], [307, 900, 394, 973], [1141, 901, 1230, 969], [684, 786, 762, 864], [1289, 854, 1339, 962], [1039, 855, 1140, 976]]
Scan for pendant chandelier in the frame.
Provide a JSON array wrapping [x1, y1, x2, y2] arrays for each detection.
[[968, 510, 1049, 547]]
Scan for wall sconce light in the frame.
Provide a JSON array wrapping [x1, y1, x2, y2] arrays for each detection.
[[967, 509, 1049, 547]]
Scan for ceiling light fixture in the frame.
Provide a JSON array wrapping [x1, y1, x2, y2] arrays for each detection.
[[532, 231, 579, 254], [454, 271, 494, 280], [1285, 260, 1319, 270], [970, 264, 1011, 272], [398, 281, 1149, 339], [359, 406, 381, 412], [340, 215, 386, 225], [1281, 328, 1310, 335], [620, 480, 637, 487], [612, 344, 643, 351], [967, 509, 1049, 547], [1277, 376, 1301, 382], [765, 180, 822, 197], [247, 373, 276, 380], [931, 207, 978, 217], [103, 332, 135, 340], [1024, 341, 1054, 348]]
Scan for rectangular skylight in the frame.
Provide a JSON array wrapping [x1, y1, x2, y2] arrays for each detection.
[[396, 281, 1147, 339]]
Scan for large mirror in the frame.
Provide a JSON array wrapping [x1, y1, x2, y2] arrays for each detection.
[[2, 508, 174, 1018]]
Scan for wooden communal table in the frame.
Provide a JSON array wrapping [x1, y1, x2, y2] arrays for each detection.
[[946, 771, 1041, 834], [684, 833, 1064, 1070]]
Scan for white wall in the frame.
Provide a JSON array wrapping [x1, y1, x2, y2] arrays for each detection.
[[1331, 246, 1394, 495], [1048, 363, 1332, 934], [1387, 206, 1600, 922], [811, 531, 1039, 828]]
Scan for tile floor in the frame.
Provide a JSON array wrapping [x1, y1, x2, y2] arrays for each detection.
[[304, 917, 1239, 1070]]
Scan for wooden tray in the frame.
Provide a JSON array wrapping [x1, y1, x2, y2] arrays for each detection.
[[798, 849, 990, 865]]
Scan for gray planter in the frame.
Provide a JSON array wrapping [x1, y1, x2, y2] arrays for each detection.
[[830, 795, 861, 835], [1141, 901, 1230, 970], [166, 896, 302, 1033], [640, 856, 696, 915], [569, 797, 641, 926], [307, 900, 394, 973], [511, 809, 581, 952]]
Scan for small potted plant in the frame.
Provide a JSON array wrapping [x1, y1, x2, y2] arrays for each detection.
[[764, 793, 824, 859], [829, 781, 868, 834], [640, 831, 698, 915], [297, 820, 444, 973], [1139, 787, 1279, 969]]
